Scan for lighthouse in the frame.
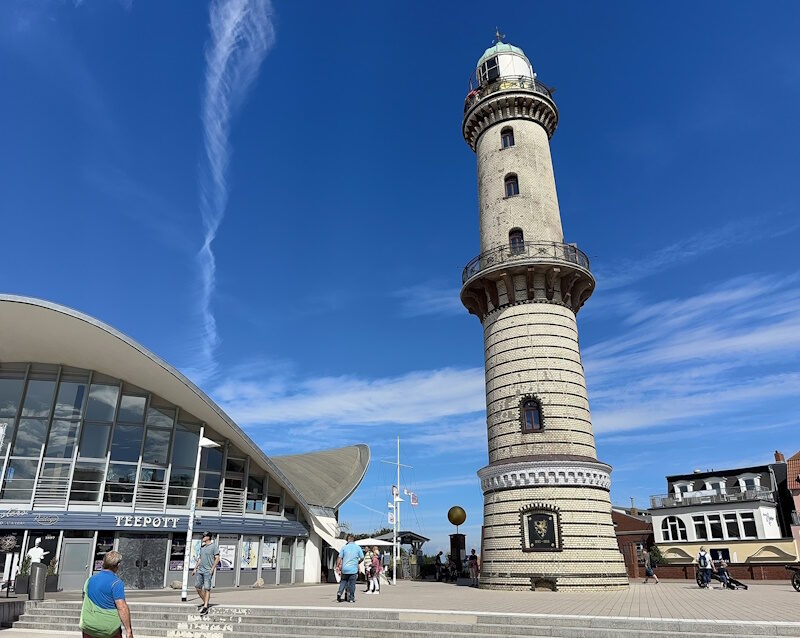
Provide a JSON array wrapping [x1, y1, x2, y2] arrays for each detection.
[[461, 35, 628, 591]]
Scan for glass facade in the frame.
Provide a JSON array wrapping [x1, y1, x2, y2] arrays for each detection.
[[0, 363, 287, 518]]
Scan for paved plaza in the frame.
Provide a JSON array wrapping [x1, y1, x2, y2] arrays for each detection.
[[42, 578, 800, 623]]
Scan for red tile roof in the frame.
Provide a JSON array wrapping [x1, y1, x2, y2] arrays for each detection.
[[786, 450, 800, 489]]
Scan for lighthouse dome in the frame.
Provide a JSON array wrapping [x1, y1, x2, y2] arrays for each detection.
[[475, 41, 534, 87]]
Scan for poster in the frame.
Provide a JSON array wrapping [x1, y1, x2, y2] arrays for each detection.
[[218, 543, 235, 571], [261, 538, 277, 570], [240, 539, 258, 570]]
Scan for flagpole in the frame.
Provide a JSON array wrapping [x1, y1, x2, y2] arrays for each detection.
[[394, 436, 400, 585]]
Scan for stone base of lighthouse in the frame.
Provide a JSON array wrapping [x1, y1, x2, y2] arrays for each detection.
[[478, 461, 629, 591]]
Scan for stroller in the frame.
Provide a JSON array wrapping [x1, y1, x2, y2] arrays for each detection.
[[786, 564, 800, 592], [695, 567, 748, 590]]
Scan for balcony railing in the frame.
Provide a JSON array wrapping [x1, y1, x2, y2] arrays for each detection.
[[462, 241, 591, 284], [650, 488, 775, 509], [465, 75, 553, 113]]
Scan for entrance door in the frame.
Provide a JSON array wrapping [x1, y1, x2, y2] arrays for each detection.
[[59, 539, 92, 591], [117, 534, 168, 589]]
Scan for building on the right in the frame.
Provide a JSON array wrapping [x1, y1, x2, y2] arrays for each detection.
[[649, 451, 799, 576]]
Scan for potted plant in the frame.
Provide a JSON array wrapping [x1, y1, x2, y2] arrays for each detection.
[[45, 558, 59, 592], [15, 557, 30, 595]]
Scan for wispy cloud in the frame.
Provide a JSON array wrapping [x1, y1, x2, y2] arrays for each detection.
[[594, 214, 799, 290], [192, 0, 276, 382], [392, 282, 463, 318]]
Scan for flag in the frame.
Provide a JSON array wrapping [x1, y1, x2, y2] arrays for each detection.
[[388, 512, 395, 525], [410, 493, 418, 506]]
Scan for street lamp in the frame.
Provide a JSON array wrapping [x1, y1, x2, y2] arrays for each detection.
[[181, 434, 220, 602]]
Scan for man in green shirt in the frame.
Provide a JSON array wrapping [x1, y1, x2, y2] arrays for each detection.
[[192, 532, 219, 616]]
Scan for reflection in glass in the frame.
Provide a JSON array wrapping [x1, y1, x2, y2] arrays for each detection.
[[200, 447, 223, 472], [45, 420, 79, 458], [21, 380, 56, 417], [172, 427, 199, 468], [246, 476, 264, 512], [197, 472, 220, 509], [105, 464, 137, 503], [40, 462, 71, 479], [79, 423, 111, 458], [139, 467, 166, 483], [0, 419, 16, 454], [54, 382, 87, 419], [0, 459, 39, 500], [0, 378, 24, 417], [70, 463, 104, 501], [12, 418, 48, 457], [168, 470, 194, 507], [118, 396, 146, 423], [85, 384, 119, 422], [146, 406, 175, 428], [142, 428, 170, 465], [110, 425, 144, 462]]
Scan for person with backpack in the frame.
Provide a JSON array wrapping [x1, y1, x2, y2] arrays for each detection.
[[697, 546, 713, 588], [642, 547, 659, 584]]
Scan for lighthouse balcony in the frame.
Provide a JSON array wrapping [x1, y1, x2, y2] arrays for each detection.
[[462, 241, 590, 284], [464, 75, 553, 114]]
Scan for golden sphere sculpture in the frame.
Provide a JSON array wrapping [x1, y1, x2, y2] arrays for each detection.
[[447, 506, 467, 526]]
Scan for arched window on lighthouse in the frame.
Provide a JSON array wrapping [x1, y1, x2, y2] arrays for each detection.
[[521, 398, 543, 433], [501, 127, 515, 149], [509, 228, 524, 255], [504, 174, 519, 198]]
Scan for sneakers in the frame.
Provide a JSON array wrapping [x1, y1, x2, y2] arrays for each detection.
[[199, 606, 209, 617], [336, 593, 342, 603]]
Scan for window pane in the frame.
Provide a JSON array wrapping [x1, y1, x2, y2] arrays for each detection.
[[168, 470, 194, 507], [79, 423, 111, 458], [21, 380, 56, 417], [104, 464, 136, 503], [708, 515, 723, 539], [198, 472, 220, 509], [172, 426, 199, 468], [1, 459, 39, 500], [110, 425, 144, 462], [725, 513, 740, 538], [0, 418, 15, 454], [117, 396, 146, 423], [85, 384, 119, 422], [12, 418, 48, 457], [741, 514, 757, 538], [200, 447, 223, 472], [140, 467, 166, 483], [142, 428, 170, 465], [45, 420, 79, 458], [70, 463, 104, 502], [226, 458, 246, 473], [693, 516, 707, 540], [54, 382, 87, 419], [266, 494, 281, 514], [146, 406, 175, 428], [0, 378, 24, 417], [247, 475, 264, 513], [40, 461, 71, 479]]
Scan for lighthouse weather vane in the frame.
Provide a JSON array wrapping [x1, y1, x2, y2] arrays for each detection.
[[494, 27, 505, 43]]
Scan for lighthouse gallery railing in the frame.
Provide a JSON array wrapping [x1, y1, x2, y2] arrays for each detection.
[[462, 241, 591, 284]]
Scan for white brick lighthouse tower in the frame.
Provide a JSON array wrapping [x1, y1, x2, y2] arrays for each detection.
[[460, 36, 628, 591]]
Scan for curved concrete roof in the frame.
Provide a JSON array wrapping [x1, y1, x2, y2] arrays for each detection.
[[0, 295, 367, 515], [271, 444, 370, 510]]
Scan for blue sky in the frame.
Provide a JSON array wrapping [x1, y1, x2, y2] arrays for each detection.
[[2, 1, 800, 553]]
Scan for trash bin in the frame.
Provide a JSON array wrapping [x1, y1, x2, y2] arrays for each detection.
[[28, 562, 46, 601]]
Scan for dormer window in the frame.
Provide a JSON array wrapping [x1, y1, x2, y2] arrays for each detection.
[[705, 478, 726, 495], [504, 174, 519, 198], [738, 474, 762, 492], [673, 482, 693, 498], [501, 127, 515, 149]]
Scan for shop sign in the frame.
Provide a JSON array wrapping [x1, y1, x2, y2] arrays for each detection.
[[114, 515, 180, 529]]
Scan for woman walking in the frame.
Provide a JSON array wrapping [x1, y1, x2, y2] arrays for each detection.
[[367, 546, 382, 594]]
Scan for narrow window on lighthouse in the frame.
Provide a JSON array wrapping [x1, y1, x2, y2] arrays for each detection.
[[509, 228, 524, 254], [501, 127, 515, 149], [521, 399, 543, 433], [504, 174, 519, 198]]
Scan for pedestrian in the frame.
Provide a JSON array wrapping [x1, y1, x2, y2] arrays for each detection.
[[79, 550, 133, 638], [697, 546, 713, 589], [434, 551, 444, 582], [336, 534, 364, 603], [467, 548, 480, 587], [362, 547, 372, 593], [716, 557, 730, 589], [642, 547, 659, 584], [192, 532, 220, 616], [367, 546, 382, 594]]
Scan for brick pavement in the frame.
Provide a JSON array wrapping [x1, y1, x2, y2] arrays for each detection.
[[48, 578, 800, 623]]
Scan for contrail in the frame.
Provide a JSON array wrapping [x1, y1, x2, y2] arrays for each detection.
[[195, 0, 275, 381]]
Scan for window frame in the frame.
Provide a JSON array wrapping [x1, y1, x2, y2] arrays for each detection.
[[501, 127, 515, 149], [519, 396, 544, 434], [509, 228, 524, 255], [661, 515, 687, 542], [504, 173, 520, 198]]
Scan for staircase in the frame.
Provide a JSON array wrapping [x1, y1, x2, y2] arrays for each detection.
[[9, 600, 800, 637]]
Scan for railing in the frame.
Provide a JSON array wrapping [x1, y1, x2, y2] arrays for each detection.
[[650, 488, 775, 509], [34, 476, 70, 507], [465, 75, 553, 113], [462, 241, 591, 284], [221, 487, 245, 516]]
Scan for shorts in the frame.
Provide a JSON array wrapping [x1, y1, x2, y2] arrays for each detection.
[[195, 571, 213, 590], [645, 567, 654, 577]]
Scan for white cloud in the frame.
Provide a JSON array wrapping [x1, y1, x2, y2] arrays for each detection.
[[392, 282, 464, 318], [192, 0, 276, 382]]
